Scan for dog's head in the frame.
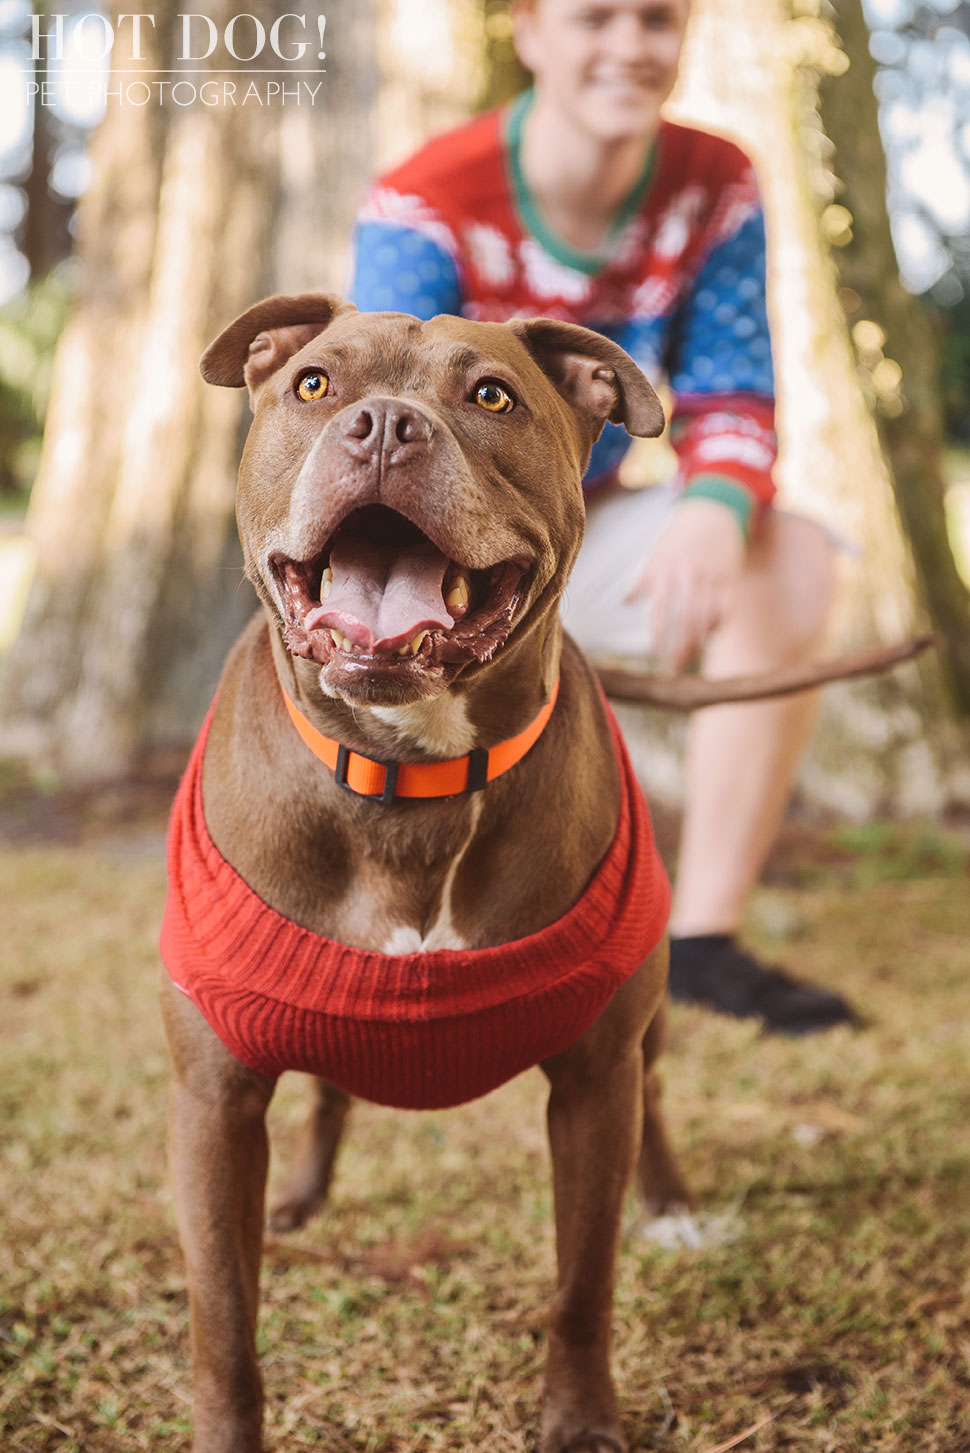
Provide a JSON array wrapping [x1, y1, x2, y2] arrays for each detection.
[[201, 293, 664, 706]]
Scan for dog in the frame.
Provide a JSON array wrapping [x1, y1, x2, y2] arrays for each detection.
[[160, 293, 691, 1453]]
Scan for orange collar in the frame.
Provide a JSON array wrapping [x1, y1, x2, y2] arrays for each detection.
[[281, 676, 560, 804]]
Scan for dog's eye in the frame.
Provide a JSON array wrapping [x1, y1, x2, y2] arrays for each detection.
[[473, 380, 514, 414], [296, 371, 329, 402]]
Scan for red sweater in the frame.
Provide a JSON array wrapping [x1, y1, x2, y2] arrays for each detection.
[[160, 703, 670, 1110]]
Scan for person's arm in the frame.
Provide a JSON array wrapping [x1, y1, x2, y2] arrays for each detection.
[[349, 189, 464, 319], [666, 204, 777, 540], [628, 200, 778, 669]]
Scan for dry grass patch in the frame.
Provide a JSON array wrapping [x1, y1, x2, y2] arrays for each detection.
[[1, 812, 969, 1451]]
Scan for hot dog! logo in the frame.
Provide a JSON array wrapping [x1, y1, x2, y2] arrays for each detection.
[[26, 11, 328, 108]]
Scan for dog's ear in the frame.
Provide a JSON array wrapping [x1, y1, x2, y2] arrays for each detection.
[[508, 318, 665, 440], [200, 293, 357, 402]]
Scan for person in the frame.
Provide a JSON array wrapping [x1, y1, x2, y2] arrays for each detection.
[[347, 0, 854, 1034]]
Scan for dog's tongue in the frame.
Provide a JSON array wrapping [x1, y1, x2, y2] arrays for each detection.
[[304, 535, 455, 653]]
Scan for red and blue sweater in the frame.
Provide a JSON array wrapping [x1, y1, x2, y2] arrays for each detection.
[[351, 93, 777, 535]]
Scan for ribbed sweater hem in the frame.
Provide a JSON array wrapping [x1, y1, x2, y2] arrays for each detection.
[[160, 697, 670, 1109]]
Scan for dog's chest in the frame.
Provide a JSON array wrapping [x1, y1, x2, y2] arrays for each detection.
[[329, 795, 483, 954], [332, 696, 481, 953]]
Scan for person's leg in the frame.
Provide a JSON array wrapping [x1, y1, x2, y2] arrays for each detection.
[[671, 510, 834, 936], [566, 491, 855, 1032], [565, 490, 854, 1032], [668, 510, 854, 1032]]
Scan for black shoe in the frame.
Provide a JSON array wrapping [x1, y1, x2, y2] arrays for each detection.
[[668, 934, 857, 1036]]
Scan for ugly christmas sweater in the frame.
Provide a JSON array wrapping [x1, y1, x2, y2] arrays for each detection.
[[350, 91, 778, 536]]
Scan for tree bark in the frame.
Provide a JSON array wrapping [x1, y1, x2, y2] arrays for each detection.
[[1, 0, 172, 761], [0, 0, 280, 778], [272, 0, 380, 296], [818, 0, 970, 716], [22, 58, 73, 280], [0, 0, 481, 780]]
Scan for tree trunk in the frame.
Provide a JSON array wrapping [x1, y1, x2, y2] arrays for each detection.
[[0, 0, 284, 778], [22, 57, 73, 280], [1, 0, 173, 764], [611, 0, 970, 817], [272, 0, 380, 296], [4, 0, 483, 778], [819, 0, 970, 716], [271, 0, 483, 296]]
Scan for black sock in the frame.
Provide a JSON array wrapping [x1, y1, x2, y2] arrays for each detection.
[[669, 933, 734, 970]]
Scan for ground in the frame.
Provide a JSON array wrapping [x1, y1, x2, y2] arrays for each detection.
[[1, 772, 968, 1453]]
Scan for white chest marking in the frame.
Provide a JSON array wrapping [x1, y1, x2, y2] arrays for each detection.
[[380, 796, 483, 952], [370, 694, 476, 759], [382, 924, 462, 953]]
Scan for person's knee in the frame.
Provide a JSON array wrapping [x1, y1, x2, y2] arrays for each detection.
[[783, 514, 838, 641], [733, 511, 838, 658]]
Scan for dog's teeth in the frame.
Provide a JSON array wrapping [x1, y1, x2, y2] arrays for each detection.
[[445, 573, 470, 611], [320, 567, 332, 600], [395, 631, 427, 659], [330, 630, 342, 650]]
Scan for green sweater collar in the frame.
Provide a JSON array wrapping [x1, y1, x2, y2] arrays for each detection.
[[504, 89, 658, 277]]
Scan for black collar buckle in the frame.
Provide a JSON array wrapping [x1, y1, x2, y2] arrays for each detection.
[[334, 743, 401, 806]]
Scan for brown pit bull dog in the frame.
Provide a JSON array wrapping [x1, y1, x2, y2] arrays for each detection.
[[160, 292, 691, 1453]]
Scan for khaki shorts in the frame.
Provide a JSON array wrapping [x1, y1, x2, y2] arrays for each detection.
[[561, 484, 675, 659], [560, 484, 854, 660]]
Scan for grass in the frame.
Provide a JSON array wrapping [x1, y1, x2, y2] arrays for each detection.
[[1, 800, 969, 1452]]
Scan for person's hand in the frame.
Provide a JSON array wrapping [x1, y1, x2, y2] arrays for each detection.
[[626, 497, 747, 671]]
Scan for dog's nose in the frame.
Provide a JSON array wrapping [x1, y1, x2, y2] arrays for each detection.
[[342, 399, 433, 460], [345, 405, 377, 442], [393, 409, 432, 444]]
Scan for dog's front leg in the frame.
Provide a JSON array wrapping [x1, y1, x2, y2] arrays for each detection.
[[540, 953, 665, 1453], [162, 980, 276, 1453]]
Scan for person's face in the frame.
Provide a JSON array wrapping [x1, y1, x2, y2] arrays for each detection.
[[514, 0, 690, 144]]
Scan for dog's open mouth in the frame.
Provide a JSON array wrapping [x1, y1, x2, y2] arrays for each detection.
[[273, 505, 529, 678]]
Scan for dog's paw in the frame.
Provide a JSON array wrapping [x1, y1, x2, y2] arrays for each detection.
[[640, 1193, 693, 1220], [565, 1438, 626, 1453], [635, 1204, 743, 1251], [541, 1407, 627, 1453], [266, 1192, 324, 1233], [542, 1429, 627, 1453]]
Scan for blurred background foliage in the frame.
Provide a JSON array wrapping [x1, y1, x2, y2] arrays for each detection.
[[0, 276, 70, 503], [941, 290, 970, 444], [0, 0, 92, 505]]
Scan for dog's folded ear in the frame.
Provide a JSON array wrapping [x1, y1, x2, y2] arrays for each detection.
[[200, 293, 357, 402], [508, 318, 665, 441]]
